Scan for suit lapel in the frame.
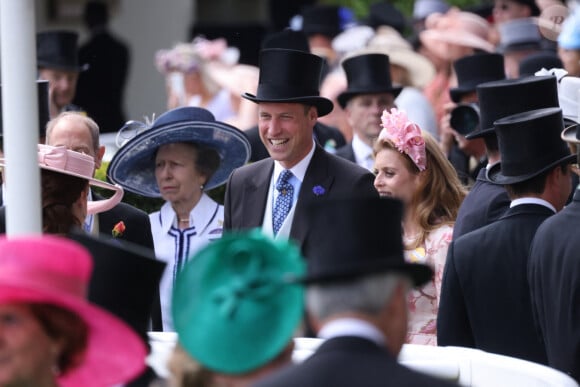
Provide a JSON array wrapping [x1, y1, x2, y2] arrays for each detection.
[[242, 160, 273, 228], [291, 146, 334, 245]]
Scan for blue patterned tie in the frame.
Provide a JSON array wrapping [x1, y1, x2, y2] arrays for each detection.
[[272, 170, 294, 235]]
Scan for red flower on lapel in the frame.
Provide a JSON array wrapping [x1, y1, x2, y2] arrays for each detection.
[[112, 221, 126, 238]]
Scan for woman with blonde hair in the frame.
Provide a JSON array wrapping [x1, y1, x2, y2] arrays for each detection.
[[373, 108, 466, 345]]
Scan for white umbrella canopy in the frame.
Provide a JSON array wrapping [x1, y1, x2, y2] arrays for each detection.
[[0, 0, 42, 235]]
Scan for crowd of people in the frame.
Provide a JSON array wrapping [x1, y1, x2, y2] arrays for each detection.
[[2, 0, 580, 386]]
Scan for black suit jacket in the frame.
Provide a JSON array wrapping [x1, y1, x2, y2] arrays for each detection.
[[255, 336, 457, 387], [438, 204, 551, 364], [528, 190, 580, 381], [335, 142, 356, 163], [453, 168, 510, 240], [93, 192, 154, 251], [246, 122, 346, 162], [224, 145, 377, 259], [74, 30, 130, 132]]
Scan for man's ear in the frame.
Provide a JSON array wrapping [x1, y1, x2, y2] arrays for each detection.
[[95, 145, 106, 170]]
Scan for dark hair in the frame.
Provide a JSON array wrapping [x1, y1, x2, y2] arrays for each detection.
[[483, 134, 499, 153], [83, 1, 109, 28], [505, 163, 569, 197], [194, 144, 221, 184], [42, 170, 89, 234], [28, 303, 89, 375]]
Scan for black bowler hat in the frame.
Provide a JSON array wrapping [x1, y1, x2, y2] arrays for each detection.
[[0, 80, 50, 139], [466, 75, 559, 139], [68, 231, 166, 343], [337, 53, 402, 108], [242, 49, 333, 117], [37, 30, 88, 72], [300, 197, 432, 287], [301, 4, 341, 39], [518, 52, 563, 78], [449, 53, 505, 103], [487, 107, 576, 185]]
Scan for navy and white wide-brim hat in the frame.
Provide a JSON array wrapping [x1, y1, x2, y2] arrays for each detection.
[[107, 107, 251, 198]]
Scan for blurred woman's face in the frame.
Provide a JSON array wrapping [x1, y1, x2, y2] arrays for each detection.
[[373, 148, 421, 207], [0, 303, 62, 386], [155, 143, 206, 207]]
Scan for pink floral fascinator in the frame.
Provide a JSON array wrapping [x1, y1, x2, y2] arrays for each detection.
[[379, 108, 427, 171]]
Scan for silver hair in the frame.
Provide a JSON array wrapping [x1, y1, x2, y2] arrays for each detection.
[[306, 272, 410, 321], [45, 111, 100, 152]]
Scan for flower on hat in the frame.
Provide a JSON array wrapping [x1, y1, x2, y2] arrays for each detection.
[[112, 221, 126, 238], [379, 108, 427, 171]]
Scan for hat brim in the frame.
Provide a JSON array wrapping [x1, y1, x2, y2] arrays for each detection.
[[337, 87, 403, 109], [37, 60, 89, 73], [497, 42, 541, 54], [300, 257, 433, 288], [465, 126, 496, 139], [486, 154, 577, 185], [0, 286, 146, 387], [561, 123, 580, 144], [107, 120, 250, 198], [420, 29, 495, 60], [242, 93, 334, 117]]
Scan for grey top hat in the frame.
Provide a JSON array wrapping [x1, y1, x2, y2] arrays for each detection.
[[497, 18, 541, 54]]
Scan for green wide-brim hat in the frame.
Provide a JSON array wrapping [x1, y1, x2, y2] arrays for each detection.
[[172, 230, 305, 374]]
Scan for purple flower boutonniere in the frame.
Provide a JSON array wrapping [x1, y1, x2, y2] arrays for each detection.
[[312, 185, 326, 196]]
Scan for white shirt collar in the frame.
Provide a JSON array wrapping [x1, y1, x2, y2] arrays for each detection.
[[159, 193, 218, 233], [352, 134, 374, 171], [273, 139, 316, 183], [318, 317, 386, 346], [510, 197, 556, 213]]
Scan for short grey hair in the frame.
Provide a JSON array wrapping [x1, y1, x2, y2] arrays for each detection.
[[306, 273, 410, 322], [45, 112, 101, 153]]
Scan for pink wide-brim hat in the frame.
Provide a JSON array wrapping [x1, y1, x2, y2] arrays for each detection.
[[0, 235, 147, 387], [420, 8, 495, 61]]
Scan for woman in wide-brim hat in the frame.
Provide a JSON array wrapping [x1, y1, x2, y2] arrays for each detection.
[[0, 235, 146, 387], [0, 143, 123, 234], [107, 106, 251, 331]]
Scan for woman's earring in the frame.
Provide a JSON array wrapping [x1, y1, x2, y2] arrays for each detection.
[[200, 184, 204, 191]]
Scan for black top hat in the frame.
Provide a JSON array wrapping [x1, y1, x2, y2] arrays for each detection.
[[337, 53, 403, 108], [262, 29, 310, 52], [466, 75, 559, 139], [300, 197, 432, 287], [68, 231, 166, 343], [301, 5, 341, 39], [0, 80, 50, 139], [449, 53, 505, 103], [487, 107, 576, 185], [518, 52, 563, 78], [242, 49, 333, 117], [37, 30, 88, 72], [365, 2, 407, 35]]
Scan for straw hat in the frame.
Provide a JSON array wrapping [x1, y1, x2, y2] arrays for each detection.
[[0, 235, 147, 387], [367, 26, 436, 89]]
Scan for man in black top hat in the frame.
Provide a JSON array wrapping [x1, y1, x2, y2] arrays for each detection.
[[223, 48, 377, 260], [37, 30, 87, 118], [256, 197, 455, 387], [334, 53, 401, 171], [527, 123, 580, 382], [438, 107, 575, 364], [454, 75, 560, 239], [440, 53, 505, 185], [245, 29, 345, 162]]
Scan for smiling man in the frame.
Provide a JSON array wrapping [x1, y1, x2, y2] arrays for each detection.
[[223, 48, 377, 259]]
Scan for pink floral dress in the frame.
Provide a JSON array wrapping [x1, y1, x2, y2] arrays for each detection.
[[404, 224, 453, 345]]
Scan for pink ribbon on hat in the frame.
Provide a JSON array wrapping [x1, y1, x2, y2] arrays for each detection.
[[379, 108, 427, 171], [38, 144, 95, 178]]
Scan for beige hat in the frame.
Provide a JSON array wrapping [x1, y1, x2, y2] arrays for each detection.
[[366, 26, 435, 89], [419, 8, 494, 61]]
